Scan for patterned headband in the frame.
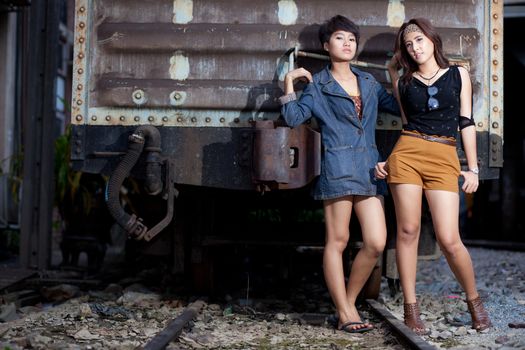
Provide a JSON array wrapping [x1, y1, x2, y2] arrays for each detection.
[[403, 23, 423, 39]]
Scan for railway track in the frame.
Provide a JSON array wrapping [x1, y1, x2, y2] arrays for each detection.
[[137, 298, 439, 350]]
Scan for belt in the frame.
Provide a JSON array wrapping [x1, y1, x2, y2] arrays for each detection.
[[401, 132, 456, 147]]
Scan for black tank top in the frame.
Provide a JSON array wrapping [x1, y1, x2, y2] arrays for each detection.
[[399, 65, 461, 138]]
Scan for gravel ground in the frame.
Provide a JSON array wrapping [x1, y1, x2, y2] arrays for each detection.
[[0, 247, 523, 349]]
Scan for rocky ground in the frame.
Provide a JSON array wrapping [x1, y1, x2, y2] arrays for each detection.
[[0, 247, 523, 349]]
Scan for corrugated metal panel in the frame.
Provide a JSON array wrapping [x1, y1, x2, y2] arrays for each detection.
[[72, 0, 502, 133]]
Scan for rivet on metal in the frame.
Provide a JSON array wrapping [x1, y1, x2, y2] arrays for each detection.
[[492, 91, 498, 97], [205, 117, 211, 123], [134, 116, 140, 122], [477, 122, 483, 128], [76, 99, 83, 105], [492, 75, 498, 81], [493, 0, 498, 3], [91, 115, 97, 121], [493, 44, 499, 50], [234, 118, 240, 123], [79, 6, 85, 13], [220, 117, 226, 123], [492, 122, 499, 128], [79, 22, 85, 28], [77, 68, 83, 74], [174, 93, 182, 100], [177, 117, 183, 122], [493, 107, 499, 113], [493, 29, 499, 35], [75, 115, 83, 121], [392, 120, 398, 126], [493, 14, 498, 20], [191, 117, 197, 123], [148, 116, 154, 122], [78, 53, 84, 59], [492, 156, 497, 161], [120, 116, 126, 121], [132, 89, 147, 105], [377, 119, 383, 126], [77, 84, 83, 90], [105, 115, 111, 121], [162, 116, 168, 122], [79, 37, 85, 44], [492, 60, 498, 65], [492, 139, 498, 145]]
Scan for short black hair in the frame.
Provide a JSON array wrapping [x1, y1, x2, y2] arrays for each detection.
[[318, 15, 360, 48]]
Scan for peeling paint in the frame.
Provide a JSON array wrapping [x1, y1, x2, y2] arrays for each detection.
[[169, 52, 190, 80], [173, 0, 193, 24], [387, 0, 405, 28], [278, 0, 298, 26]]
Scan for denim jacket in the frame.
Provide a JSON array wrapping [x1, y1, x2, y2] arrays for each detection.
[[281, 65, 400, 200]]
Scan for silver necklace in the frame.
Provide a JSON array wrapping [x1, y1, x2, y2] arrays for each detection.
[[416, 68, 440, 85]]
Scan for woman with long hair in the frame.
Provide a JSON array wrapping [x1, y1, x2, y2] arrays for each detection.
[[375, 18, 491, 335]]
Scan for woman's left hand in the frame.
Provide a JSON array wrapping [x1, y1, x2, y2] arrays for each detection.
[[460, 171, 479, 193]]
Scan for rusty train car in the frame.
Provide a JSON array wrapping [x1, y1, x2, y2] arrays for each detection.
[[70, 0, 503, 291]]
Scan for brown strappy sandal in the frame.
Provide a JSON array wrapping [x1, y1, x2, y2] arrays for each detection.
[[404, 302, 429, 335], [466, 296, 491, 331]]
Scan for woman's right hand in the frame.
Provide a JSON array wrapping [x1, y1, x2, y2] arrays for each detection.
[[285, 68, 313, 84], [374, 161, 388, 179]]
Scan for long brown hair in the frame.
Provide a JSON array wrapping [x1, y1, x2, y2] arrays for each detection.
[[395, 18, 449, 84]]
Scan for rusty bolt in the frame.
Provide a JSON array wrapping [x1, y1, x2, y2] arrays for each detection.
[[220, 117, 226, 123], [477, 122, 483, 128], [77, 84, 83, 90], [105, 115, 111, 121], [493, 106, 499, 112], [75, 115, 83, 121], [492, 75, 498, 81], [120, 116, 126, 121], [78, 53, 84, 59], [134, 92, 142, 99], [492, 91, 498, 97], [77, 68, 83, 74], [91, 115, 97, 121], [174, 93, 182, 100], [79, 22, 85, 28], [79, 6, 85, 13], [148, 116, 154, 122], [493, 44, 499, 50], [132, 89, 147, 105], [76, 99, 83, 105], [162, 116, 168, 122], [79, 37, 85, 44], [177, 116, 183, 122], [493, 29, 499, 35], [492, 59, 498, 65], [493, 0, 498, 3], [493, 14, 498, 20], [492, 122, 499, 128], [205, 117, 211, 123], [134, 116, 140, 122], [191, 117, 197, 123]]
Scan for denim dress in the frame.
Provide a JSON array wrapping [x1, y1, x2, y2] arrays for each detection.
[[281, 65, 399, 200]]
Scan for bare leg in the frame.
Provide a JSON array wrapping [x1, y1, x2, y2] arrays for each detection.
[[390, 184, 423, 304], [346, 195, 386, 307], [323, 196, 367, 331], [424, 190, 479, 299]]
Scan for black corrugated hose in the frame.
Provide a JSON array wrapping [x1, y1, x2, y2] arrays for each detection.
[[105, 125, 162, 239]]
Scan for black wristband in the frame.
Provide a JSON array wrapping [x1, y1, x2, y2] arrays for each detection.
[[459, 116, 475, 130]]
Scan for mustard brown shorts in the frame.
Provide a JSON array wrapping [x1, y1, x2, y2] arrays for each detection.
[[386, 131, 461, 193]]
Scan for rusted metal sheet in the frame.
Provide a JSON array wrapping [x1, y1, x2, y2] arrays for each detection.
[[72, 0, 503, 188]]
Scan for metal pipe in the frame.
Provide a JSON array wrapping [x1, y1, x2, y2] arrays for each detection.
[[295, 50, 388, 70]]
